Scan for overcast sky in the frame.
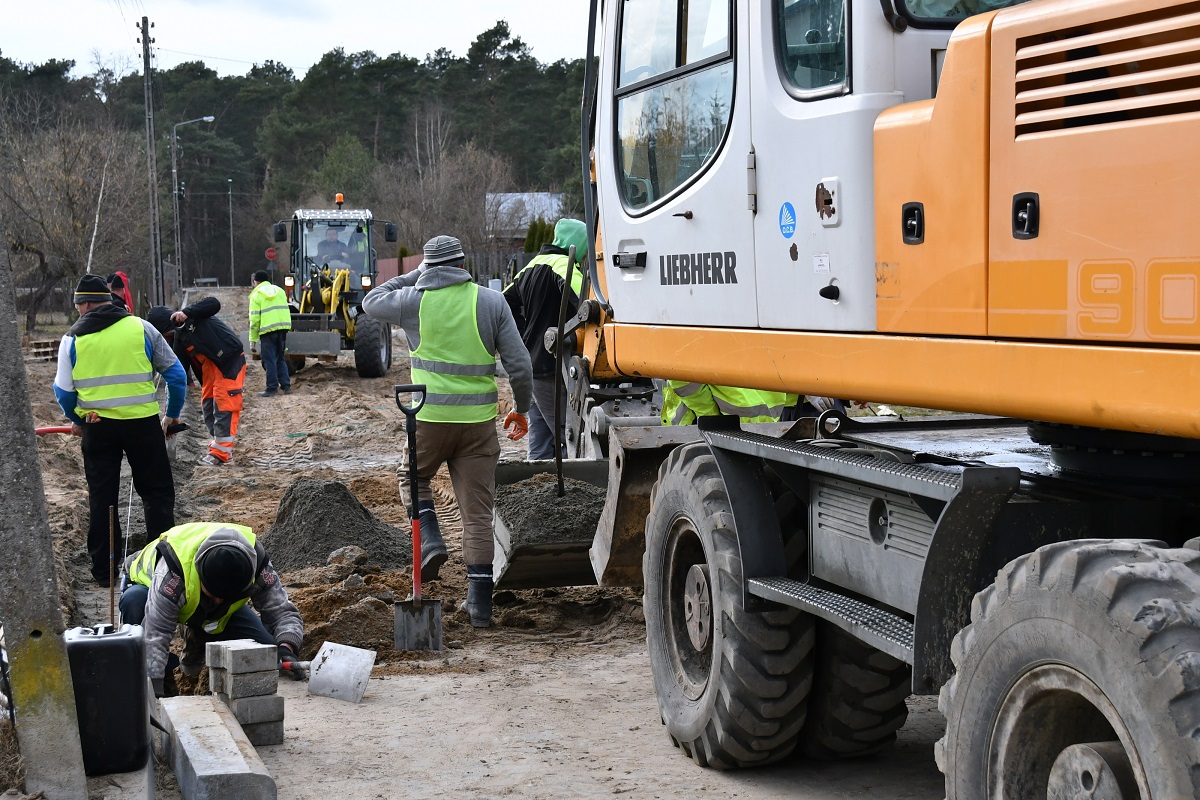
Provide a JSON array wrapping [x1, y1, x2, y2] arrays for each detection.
[[2, 0, 592, 79]]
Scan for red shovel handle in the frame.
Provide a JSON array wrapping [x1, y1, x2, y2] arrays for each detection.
[[35, 426, 73, 435]]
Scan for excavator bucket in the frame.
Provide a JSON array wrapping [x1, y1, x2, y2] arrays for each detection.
[[492, 421, 800, 591]]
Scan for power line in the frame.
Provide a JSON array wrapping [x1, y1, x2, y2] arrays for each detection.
[[155, 47, 258, 67]]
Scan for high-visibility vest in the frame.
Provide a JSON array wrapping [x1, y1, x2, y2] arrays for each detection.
[[72, 315, 160, 420], [509, 252, 584, 296], [665, 381, 794, 424], [129, 522, 257, 634], [249, 283, 292, 340], [410, 282, 498, 423]]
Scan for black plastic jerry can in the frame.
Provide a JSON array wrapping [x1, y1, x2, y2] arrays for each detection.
[[64, 623, 149, 776]]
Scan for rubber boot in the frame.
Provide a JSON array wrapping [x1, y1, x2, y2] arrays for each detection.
[[465, 564, 494, 628], [417, 502, 447, 582]]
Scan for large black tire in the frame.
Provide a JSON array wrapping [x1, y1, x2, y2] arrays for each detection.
[[285, 355, 305, 376], [644, 443, 816, 769], [937, 539, 1200, 799], [798, 621, 910, 759], [353, 316, 391, 378]]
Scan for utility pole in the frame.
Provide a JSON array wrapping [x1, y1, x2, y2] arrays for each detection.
[[228, 179, 235, 286], [139, 16, 164, 306]]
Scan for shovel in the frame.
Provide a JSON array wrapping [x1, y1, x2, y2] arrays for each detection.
[[393, 384, 443, 651], [281, 641, 377, 703]]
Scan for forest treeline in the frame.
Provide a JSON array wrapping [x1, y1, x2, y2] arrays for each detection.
[[0, 21, 585, 330]]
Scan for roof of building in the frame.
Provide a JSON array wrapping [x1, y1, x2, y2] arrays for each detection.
[[488, 193, 564, 238]]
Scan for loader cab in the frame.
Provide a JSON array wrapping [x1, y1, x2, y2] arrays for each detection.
[[281, 209, 384, 306]]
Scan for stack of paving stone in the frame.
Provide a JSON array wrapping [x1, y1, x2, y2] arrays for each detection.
[[206, 640, 285, 746]]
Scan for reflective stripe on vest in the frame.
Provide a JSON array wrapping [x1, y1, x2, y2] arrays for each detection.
[[509, 252, 583, 297], [250, 283, 292, 336], [72, 316, 159, 419], [129, 522, 256, 632], [710, 386, 793, 423], [411, 282, 497, 423]]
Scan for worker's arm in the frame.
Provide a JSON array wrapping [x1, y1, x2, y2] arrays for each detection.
[[52, 335, 85, 426], [670, 380, 721, 418], [361, 270, 422, 326], [490, 296, 534, 415], [142, 321, 186, 419], [180, 296, 221, 322], [248, 291, 261, 342], [142, 561, 189, 693], [249, 560, 303, 654]]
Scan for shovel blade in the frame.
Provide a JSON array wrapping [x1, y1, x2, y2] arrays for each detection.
[[307, 641, 376, 703], [395, 599, 443, 651]]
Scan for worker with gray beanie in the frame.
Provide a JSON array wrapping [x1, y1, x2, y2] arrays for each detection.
[[120, 522, 305, 696], [362, 234, 532, 628]]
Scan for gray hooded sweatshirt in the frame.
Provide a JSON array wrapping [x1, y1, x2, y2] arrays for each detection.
[[362, 265, 533, 414]]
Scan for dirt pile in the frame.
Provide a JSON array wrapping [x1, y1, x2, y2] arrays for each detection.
[[260, 479, 412, 571], [494, 473, 606, 545]]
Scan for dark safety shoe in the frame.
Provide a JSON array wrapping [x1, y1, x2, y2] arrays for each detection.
[[258, 389, 277, 398], [465, 564, 494, 628], [280, 386, 292, 395], [418, 503, 448, 582]]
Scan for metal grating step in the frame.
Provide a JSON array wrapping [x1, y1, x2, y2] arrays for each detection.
[[706, 429, 1017, 501], [748, 576, 914, 663]]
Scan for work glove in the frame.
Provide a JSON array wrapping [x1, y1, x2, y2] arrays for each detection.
[[503, 411, 528, 441], [250, 341, 259, 356], [277, 643, 306, 680], [806, 396, 837, 414]]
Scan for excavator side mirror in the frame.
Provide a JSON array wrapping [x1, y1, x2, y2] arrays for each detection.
[[273, 222, 288, 243], [384, 223, 398, 243]]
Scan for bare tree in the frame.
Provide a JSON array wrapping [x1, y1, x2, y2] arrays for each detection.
[[0, 93, 147, 331], [409, 101, 455, 180]]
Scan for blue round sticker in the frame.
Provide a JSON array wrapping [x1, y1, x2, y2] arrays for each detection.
[[778, 202, 796, 239]]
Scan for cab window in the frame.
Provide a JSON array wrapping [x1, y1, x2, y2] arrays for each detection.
[[901, 0, 1034, 28], [776, 0, 848, 96], [616, 0, 734, 211]]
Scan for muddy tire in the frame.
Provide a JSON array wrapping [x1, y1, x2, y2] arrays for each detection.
[[353, 316, 390, 378], [798, 621, 910, 759], [937, 539, 1200, 799], [285, 355, 305, 376], [644, 443, 815, 769]]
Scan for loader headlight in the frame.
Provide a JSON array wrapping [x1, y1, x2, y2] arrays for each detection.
[[284, 275, 295, 288], [360, 274, 372, 290]]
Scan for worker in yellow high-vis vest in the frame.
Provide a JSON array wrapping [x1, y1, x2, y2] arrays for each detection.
[[53, 273, 187, 587], [362, 235, 533, 628]]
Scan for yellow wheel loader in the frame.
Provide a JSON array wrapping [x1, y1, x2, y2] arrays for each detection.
[[271, 197, 398, 378], [492, 0, 1200, 795]]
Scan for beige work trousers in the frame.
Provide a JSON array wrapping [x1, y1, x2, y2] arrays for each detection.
[[398, 418, 500, 566]]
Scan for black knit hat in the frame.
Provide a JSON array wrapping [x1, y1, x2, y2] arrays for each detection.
[[146, 306, 174, 334], [195, 544, 255, 598], [74, 274, 113, 305], [253, 270, 270, 283]]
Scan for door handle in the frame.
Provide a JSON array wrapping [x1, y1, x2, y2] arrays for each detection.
[[1012, 192, 1039, 239]]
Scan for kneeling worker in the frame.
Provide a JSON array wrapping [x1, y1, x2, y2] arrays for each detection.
[[120, 522, 305, 697]]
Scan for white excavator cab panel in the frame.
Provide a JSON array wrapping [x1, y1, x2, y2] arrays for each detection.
[[596, 0, 760, 327]]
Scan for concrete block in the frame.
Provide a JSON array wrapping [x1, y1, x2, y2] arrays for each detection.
[[241, 720, 285, 747], [218, 693, 285, 726], [159, 696, 276, 800], [209, 666, 225, 695], [224, 669, 278, 699], [213, 641, 277, 674], [205, 638, 255, 669]]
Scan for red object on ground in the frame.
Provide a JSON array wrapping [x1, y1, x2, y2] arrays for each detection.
[[35, 426, 73, 435]]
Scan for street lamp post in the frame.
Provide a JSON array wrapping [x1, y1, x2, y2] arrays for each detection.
[[227, 179, 234, 287], [171, 115, 215, 292]]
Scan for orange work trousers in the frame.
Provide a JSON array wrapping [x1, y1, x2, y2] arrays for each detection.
[[195, 354, 245, 463]]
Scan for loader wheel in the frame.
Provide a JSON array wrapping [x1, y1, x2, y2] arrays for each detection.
[[285, 355, 305, 376], [644, 443, 815, 769], [797, 621, 910, 759], [353, 317, 390, 378], [937, 539, 1200, 799]]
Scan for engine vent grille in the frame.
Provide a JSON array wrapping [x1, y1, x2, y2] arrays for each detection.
[[1013, 2, 1200, 137]]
